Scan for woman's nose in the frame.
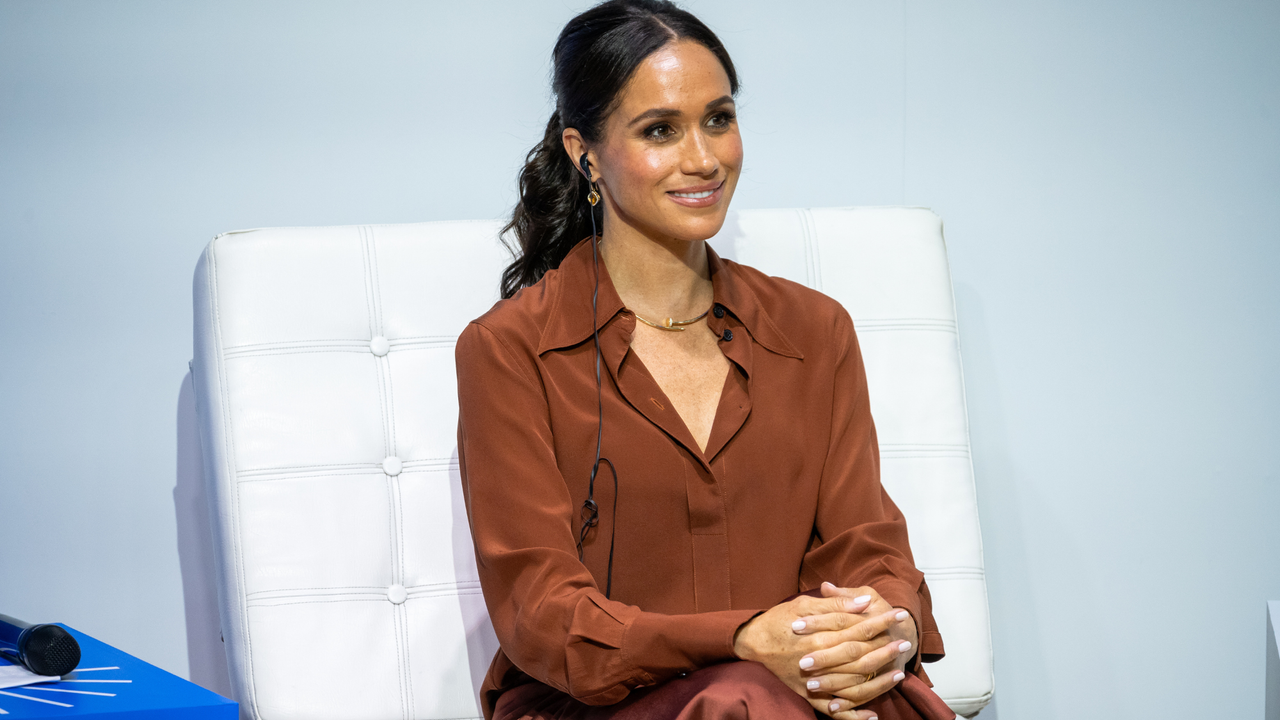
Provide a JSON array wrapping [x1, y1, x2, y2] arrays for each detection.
[[681, 129, 719, 176]]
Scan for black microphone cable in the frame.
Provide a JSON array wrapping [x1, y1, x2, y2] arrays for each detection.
[[575, 167, 618, 599]]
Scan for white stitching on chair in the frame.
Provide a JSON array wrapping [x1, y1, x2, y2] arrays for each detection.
[[368, 228, 400, 465], [920, 569, 986, 580], [798, 208, 817, 289], [209, 239, 260, 716], [363, 225, 414, 720], [368, 225, 386, 334], [801, 207, 823, 292], [362, 228, 393, 459], [223, 337, 457, 361], [232, 460, 461, 484], [853, 318, 958, 333], [385, 365, 400, 461], [359, 225, 379, 341], [248, 598, 390, 609], [394, 479, 414, 718], [238, 462, 380, 474], [247, 587, 394, 597]]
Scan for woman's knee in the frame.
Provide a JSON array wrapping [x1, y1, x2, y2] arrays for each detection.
[[696, 661, 787, 689], [682, 661, 812, 718]]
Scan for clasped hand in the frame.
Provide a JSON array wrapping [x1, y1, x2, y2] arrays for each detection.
[[732, 582, 917, 720]]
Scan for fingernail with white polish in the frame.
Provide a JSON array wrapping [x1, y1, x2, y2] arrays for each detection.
[[853, 595, 871, 604], [898, 641, 912, 654], [799, 656, 815, 670], [792, 619, 806, 632], [807, 679, 820, 690], [895, 611, 909, 621], [893, 672, 905, 682], [829, 701, 841, 713]]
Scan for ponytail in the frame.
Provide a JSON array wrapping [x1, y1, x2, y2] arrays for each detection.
[[499, 111, 601, 300]]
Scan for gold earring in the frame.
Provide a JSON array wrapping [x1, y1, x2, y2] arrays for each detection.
[[587, 184, 601, 206]]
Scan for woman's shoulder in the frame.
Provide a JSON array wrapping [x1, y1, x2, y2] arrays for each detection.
[[457, 267, 562, 361], [722, 258, 855, 344]]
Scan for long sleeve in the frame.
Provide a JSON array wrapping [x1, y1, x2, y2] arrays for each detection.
[[455, 322, 758, 706], [798, 309, 946, 678]]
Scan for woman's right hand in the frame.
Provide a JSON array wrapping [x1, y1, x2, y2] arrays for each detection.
[[732, 594, 910, 720]]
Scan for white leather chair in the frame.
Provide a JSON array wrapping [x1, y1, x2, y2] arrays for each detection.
[[191, 207, 994, 720]]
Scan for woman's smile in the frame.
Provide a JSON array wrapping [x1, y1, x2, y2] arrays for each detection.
[[667, 180, 725, 207]]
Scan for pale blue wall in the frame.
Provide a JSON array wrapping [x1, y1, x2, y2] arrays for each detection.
[[1, 2, 1277, 718]]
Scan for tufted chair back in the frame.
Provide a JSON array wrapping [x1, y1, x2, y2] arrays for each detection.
[[191, 207, 993, 720]]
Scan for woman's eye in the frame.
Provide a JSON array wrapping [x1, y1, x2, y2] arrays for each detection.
[[644, 123, 677, 140], [707, 111, 736, 129]]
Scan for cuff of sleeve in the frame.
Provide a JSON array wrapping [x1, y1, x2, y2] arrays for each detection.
[[920, 629, 945, 662], [622, 608, 762, 684], [907, 631, 946, 687], [871, 579, 925, 673]]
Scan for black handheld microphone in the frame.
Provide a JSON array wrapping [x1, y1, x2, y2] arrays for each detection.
[[0, 613, 81, 676]]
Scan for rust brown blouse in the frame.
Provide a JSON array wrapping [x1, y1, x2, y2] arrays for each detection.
[[455, 237, 945, 719]]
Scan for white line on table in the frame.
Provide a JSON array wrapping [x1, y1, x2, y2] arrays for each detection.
[[26, 686, 116, 697], [0, 690, 72, 707]]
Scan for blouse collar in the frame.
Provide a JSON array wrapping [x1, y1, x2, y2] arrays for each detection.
[[536, 236, 803, 360]]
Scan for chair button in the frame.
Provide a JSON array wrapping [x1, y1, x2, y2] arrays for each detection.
[[382, 456, 402, 476], [721, 329, 733, 342], [370, 336, 390, 356], [387, 584, 407, 605], [713, 305, 725, 319]]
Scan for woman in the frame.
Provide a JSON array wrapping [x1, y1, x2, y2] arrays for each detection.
[[455, 2, 955, 719]]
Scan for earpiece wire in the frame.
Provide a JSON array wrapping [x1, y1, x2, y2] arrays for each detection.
[[576, 176, 618, 599]]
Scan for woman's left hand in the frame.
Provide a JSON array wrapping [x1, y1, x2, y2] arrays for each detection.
[[790, 582, 919, 717]]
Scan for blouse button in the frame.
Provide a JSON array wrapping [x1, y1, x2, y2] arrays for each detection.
[[713, 305, 725, 319], [721, 329, 733, 342]]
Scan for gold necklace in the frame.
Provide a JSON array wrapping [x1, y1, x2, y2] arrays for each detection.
[[631, 305, 712, 332]]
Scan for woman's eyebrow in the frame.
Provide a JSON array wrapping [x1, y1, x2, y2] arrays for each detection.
[[628, 95, 735, 127], [628, 107, 681, 126]]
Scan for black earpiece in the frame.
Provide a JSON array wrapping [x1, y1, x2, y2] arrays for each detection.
[[580, 152, 593, 182]]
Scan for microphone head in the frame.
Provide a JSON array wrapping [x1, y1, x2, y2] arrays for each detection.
[[19, 624, 80, 676]]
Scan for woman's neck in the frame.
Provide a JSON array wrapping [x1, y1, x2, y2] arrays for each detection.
[[599, 214, 714, 322]]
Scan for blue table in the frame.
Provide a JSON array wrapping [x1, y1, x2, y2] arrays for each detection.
[[0, 625, 237, 719]]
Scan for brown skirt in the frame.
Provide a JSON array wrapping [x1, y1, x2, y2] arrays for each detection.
[[493, 660, 957, 720]]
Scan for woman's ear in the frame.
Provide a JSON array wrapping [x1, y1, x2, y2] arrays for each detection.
[[561, 128, 593, 180]]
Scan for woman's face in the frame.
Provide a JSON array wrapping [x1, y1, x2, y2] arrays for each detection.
[[590, 39, 742, 244]]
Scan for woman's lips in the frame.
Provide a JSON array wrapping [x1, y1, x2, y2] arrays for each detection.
[[667, 180, 724, 208]]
